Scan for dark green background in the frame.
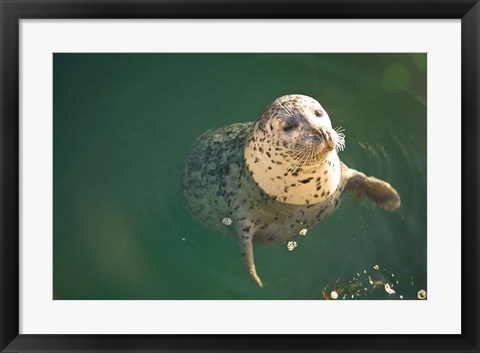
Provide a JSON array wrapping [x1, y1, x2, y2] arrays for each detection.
[[53, 53, 427, 300]]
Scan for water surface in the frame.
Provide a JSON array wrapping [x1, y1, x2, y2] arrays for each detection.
[[53, 53, 427, 300]]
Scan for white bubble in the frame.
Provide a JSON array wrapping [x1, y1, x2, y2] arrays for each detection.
[[287, 241, 297, 251], [417, 289, 427, 300], [299, 228, 308, 236], [221, 217, 232, 226], [330, 290, 338, 299], [384, 283, 396, 295]]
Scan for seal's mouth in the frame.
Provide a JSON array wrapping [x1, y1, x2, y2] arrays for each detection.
[[285, 126, 345, 175], [306, 126, 346, 152], [286, 133, 333, 175]]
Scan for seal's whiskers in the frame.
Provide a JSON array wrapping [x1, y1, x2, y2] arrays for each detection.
[[288, 151, 307, 175], [306, 147, 315, 166], [288, 149, 310, 175], [334, 126, 346, 152], [279, 102, 295, 117], [288, 145, 323, 175]]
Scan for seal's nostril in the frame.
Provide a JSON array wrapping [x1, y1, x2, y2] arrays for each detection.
[[307, 131, 324, 144], [320, 129, 330, 141], [314, 133, 323, 141], [310, 129, 326, 141]]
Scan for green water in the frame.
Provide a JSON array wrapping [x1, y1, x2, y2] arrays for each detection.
[[53, 53, 427, 300]]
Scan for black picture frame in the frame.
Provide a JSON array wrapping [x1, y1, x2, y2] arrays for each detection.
[[1, 0, 478, 352]]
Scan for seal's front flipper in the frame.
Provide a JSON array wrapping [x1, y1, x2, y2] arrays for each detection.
[[344, 167, 401, 211], [237, 221, 263, 287]]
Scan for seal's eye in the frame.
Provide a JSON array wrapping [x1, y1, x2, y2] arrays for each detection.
[[283, 123, 298, 132], [315, 110, 323, 118]]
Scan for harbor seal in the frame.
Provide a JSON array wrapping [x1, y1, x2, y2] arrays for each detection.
[[181, 94, 400, 287]]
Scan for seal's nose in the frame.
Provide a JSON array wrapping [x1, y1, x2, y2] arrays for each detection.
[[312, 133, 323, 143], [310, 128, 327, 143]]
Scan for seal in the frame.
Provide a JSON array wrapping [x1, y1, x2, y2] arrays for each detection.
[[181, 94, 401, 287]]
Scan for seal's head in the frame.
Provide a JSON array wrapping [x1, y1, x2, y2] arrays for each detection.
[[245, 95, 345, 205]]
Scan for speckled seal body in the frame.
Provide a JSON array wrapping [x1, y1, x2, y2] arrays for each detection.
[[182, 94, 401, 287], [182, 121, 344, 242]]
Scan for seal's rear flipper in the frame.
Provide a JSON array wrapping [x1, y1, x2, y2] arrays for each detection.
[[344, 168, 401, 211], [237, 221, 263, 287]]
